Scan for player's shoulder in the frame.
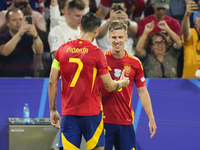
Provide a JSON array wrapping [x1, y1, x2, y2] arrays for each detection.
[[126, 53, 142, 64]]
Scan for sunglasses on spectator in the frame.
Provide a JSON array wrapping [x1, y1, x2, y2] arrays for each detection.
[[152, 40, 165, 46]]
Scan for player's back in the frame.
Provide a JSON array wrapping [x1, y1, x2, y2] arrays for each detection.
[[54, 39, 108, 116]]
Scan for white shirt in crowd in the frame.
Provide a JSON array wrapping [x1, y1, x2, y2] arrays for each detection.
[[48, 21, 97, 54]]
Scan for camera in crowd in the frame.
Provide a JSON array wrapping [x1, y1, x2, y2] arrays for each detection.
[[15, 1, 28, 9], [112, 5, 124, 13]]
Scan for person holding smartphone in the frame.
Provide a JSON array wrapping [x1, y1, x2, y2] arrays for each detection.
[[0, 8, 43, 77], [181, 1, 200, 78]]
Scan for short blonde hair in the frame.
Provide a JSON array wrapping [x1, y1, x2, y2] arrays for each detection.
[[108, 20, 127, 32]]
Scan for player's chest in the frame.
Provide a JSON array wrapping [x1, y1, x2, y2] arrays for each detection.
[[107, 60, 135, 79]]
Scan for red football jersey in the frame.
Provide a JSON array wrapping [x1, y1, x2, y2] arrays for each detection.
[[54, 39, 109, 116], [100, 50, 146, 125]]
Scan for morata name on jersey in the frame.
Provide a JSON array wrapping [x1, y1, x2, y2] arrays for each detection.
[[67, 47, 88, 54]]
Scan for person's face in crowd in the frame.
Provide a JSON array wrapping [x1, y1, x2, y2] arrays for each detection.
[[153, 4, 167, 19], [151, 35, 167, 56], [109, 29, 128, 52], [7, 10, 23, 34], [195, 14, 200, 29], [67, 8, 85, 28]]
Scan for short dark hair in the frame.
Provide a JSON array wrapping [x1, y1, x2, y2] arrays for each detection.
[[68, 0, 85, 11], [110, 0, 125, 7], [109, 20, 127, 33], [5, 8, 23, 21], [81, 12, 101, 32], [58, 0, 68, 11]]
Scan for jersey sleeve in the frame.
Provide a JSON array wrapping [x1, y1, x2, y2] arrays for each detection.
[[96, 49, 109, 75], [52, 45, 62, 70], [134, 60, 146, 88]]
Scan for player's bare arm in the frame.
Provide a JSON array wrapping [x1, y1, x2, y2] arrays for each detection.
[[137, 86, 157, 138], [48, 67, 61, 128], [100, 70, 129, 92]]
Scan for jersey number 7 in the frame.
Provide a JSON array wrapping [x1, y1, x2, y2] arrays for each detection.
[[69, 58, 83, 87]]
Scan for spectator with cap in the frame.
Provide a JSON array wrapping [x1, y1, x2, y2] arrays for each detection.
[[181, 1, 200, 78], [137, 0, 181, 50]]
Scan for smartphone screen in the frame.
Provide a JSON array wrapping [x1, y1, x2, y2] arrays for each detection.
[[26, 16, 32, 24]]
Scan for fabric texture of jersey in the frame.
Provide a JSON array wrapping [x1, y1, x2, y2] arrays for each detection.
[[138, 14, 181, 39], [104, 123, 136, 150], [182, 28, 200, 78], [53, 39, 109, 116], [61, 111, 105, 150], [99, 50, 146, 125]]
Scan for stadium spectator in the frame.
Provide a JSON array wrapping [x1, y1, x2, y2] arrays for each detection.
[[136, 21, 182, 78], [0, 0, 42, 12], [49, 0, 90, 29], [99, 20, 157, 150], [0, 0, 50, 77], [96, 0, 137, 56], [98, 0, 145, 23], [0, 8, 43, 77], [48, 12, 129, 150], [181, 1, 200, 78], [137, 0, 181, 46], [48, 0, 97, 58]]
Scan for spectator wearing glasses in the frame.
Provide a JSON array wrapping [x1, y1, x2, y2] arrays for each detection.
[[137, 0, 181, 48], [136, 20, 182, 78]]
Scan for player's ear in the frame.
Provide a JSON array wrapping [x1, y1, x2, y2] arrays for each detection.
[[79, 24, 82, 30], [94, 27, 99, 34]]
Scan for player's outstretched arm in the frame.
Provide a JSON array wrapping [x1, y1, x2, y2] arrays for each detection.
[[48, 67, 61, 129], [100, 70, 129, 92], [137, 86, 157, 138]]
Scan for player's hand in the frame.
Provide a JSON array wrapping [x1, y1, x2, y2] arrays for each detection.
[[120, 69, 130, 87], [50, 110, 61, 129], [149, 118, 157, 138]]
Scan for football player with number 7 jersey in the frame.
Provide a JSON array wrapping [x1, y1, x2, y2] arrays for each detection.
[[48, 12, 129, 150]]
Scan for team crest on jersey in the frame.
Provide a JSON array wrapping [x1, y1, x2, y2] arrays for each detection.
[[124, 64, 131, 76], [114, 69, 122, 78]]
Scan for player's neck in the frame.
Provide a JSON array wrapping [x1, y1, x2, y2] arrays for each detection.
[[79, 32, 94, 42], [111, 48, 125, 59]]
